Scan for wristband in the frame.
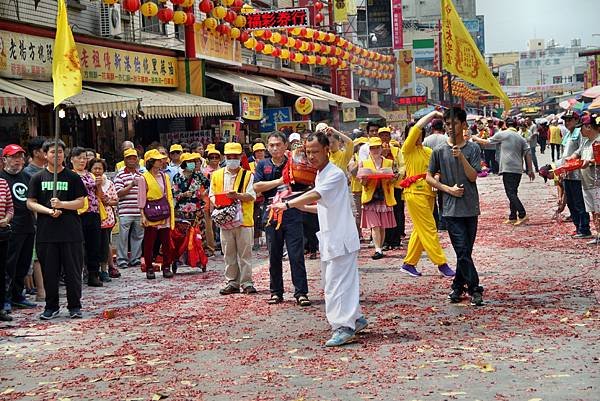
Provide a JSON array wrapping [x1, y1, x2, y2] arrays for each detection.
[[285, 201, 290, 209]]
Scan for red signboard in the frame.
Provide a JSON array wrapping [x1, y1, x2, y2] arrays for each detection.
[[245, 8, 309, 30], [395, 96, 428, 106], [392, 0, 403, 50], [336, 69, 353, 99]]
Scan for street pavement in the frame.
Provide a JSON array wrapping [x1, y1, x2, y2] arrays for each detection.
[[1, 151, 599, 401]]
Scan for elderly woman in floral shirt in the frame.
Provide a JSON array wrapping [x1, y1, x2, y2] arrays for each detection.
[[172, 153, 211, 237]]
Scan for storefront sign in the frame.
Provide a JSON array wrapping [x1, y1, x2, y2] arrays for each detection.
[[392, 0, 403, 50], [342, 107, 356, 122], [294, 96, 313, 115], [276, 120, 312, 134], [366, 0, 392, 48], [245, 8, 309, 30], [395, 95, 427, 106], [261, 107, 292, 132], [195, 27, 242, 65], [240, 93, 263, 120], [333, 0, 348, 23], [396, 49, 415, 96], [160, 130, 213, 147], [0, 30, 177, 87], [220, 120, 241, 142], [413, 39, 435, 60], [336, 69, 353, 99], [385, 110, 409, 122]]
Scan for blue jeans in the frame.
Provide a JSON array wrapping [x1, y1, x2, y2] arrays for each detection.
[[445, 216, 483, 295], [265, 208, 308, 298], [563, 180, 591, 235]]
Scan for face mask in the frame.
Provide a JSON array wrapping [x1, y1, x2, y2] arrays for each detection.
[[226, 159, 240, 170], [185, 162, 195, 171]]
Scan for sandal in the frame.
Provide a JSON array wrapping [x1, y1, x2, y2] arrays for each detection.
[[296, 295, 312, 307], [267, 294, 283, 304]]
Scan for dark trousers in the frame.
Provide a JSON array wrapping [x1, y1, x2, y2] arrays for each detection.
[[265, 209, 308, 298], [502, 173, 526, 220], [432, 190, 446, 230], [538, 137, 547, 153], [384, 188, 406, 246], [564, 180, 591, 235], [0, 240, 9, 307], [550, 143, 561, 161], [37, 241, 83, 311], [302, 212, 319, 253], [100, 228, 112, 265], [5, 232, 35, 303], [446, 216, 482, 295], [81, 212, 101, 273], [483, 149, 499, 174], [143, 227, 173, 268]]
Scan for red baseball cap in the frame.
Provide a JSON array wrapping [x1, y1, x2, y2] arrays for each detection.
[[2, 144, 25, 157]]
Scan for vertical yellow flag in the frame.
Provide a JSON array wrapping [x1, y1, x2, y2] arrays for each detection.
[[52, 0, 82, 109], [333, 0, 348, 23], [441, 0, 511, 110]]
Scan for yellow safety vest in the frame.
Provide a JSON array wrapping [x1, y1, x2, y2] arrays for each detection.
[[211, 168, 254, 227], [361, 157, 396, 207], [142, 171, 175, 229]]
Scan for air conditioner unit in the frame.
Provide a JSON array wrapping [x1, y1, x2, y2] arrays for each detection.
[[100, 3, 123, 38]]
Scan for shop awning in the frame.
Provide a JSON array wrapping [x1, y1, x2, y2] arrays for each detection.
[[279, 78, 360, 109], [0, 90, 28, 114], [206, 69, 275, 97], [89, 86, 233, 118], [0, 78, 140, 119], [247, 75, 332, 111]]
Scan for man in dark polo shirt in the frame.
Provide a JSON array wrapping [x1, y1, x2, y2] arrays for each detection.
[[253, 132, 310, 306]]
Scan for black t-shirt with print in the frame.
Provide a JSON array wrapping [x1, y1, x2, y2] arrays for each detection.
[[0, 170, 35, 234], [27, 168, 87, 243]]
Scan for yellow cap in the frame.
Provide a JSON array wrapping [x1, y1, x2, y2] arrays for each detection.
[[224, 142, 243, 155], [180, 152, 202, 163], [378, 126, 391, 134], [206, 143, 216, 151], [368, 137, 382, 147], [144, 149, 168, 162], [124, 148, 138, 158], [207, 148, 221, 156], [353, 137, 368, 145], [169, 144, 183, 153], [252, 143, 266, 152]]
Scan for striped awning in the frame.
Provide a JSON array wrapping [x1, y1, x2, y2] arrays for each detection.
[[0, 90, 28, 114], [280, 78, 360, 109], [89, 86, 233, 118], [206, 69, 275, 97]]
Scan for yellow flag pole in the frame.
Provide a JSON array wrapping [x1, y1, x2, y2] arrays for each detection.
[[53, 108, 60, 198]]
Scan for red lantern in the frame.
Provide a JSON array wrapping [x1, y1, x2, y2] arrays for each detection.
[[184, 12, 195, 25], [294, 40, 303, 50], [315, 56, 322, 65], [199, 0, 213, 13], [279, 35, 288, 45], [315, 12, 323, 24], [272, 47, 281, 57], [314, 1, 323, 11], [300, 27, 307, 37], [307, 42, 315, 52], [232, 0, 243, 9], [224, 10, 237, 23], [302, 55, 309, 64], [255, 41, 265, 52], [171, 0, 185, 5], [122, 0, 141, 13], [218, 24, 230, 36], [239, 31, 250, 42], [263, 30, 272, 40], [157, 7, 174, 23]]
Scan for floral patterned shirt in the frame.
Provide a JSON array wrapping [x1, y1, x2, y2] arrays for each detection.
[[172, 171, 210, 220]]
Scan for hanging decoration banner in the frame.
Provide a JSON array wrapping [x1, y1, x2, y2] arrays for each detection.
[[220, 120, 241, 142], [336, 69, 353, 99], [396, 49, 415, 96], [195, 27, 242, 66], [0, 30, 177, 87], [391, 0, 403, 50], [240, 93, 263, 120], [245, 8, 309, 30], [333, 0, 348, 23], [366, 0, 392, 49]]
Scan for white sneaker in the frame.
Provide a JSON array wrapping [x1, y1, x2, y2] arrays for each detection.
[[586, 237, 600, 245]]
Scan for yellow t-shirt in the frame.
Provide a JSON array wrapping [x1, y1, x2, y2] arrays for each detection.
[[401, 125, 434, 197], [549, 126, 562, 144], [329, 145, 354, 170]]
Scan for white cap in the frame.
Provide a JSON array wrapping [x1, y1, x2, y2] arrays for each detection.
[[289, 133, 301, 142], [315, 122, 329, 132]]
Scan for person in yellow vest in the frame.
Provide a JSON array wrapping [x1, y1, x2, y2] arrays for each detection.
[[249, 143, 266, 173], [549, 119, 563, 162], [359, 137, 397, 260], [209, 143, 257, 295], [325, 127, 354, 170], [378, 126, 407, 250], [400, 111, 454, 278], [348, 137, 368, 240], [249, 142, 266, 250], [138, 149, 175, 280], [115, 141, 145, 172]]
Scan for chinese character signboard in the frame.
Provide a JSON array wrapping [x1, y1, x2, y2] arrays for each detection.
[[336, 69, 353, 99], [276, 120, 312, 135], [240, 93, 263, 120], [0, 30, 177, 87], [394, 96, 427, 106], [366, 0, 392, 48], [261, 107, 292, 132], [333, 0, 348, 23], [396, 49, 415, 96], [195, 27, 242, 65], [245, 8, 309, 30], [392, 0, 403, 50]]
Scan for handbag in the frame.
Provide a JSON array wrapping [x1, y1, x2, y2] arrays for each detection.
[[0, 225, 12, 242], [211, 170, 247, 228], [144, 174, 171, 222]]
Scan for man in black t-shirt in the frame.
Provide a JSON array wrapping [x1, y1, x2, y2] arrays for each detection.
[[0, 145, 37, 310], [27, 139, 87, 320]]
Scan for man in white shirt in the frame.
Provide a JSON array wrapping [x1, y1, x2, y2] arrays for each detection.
[[271, 131, 367, 347]]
